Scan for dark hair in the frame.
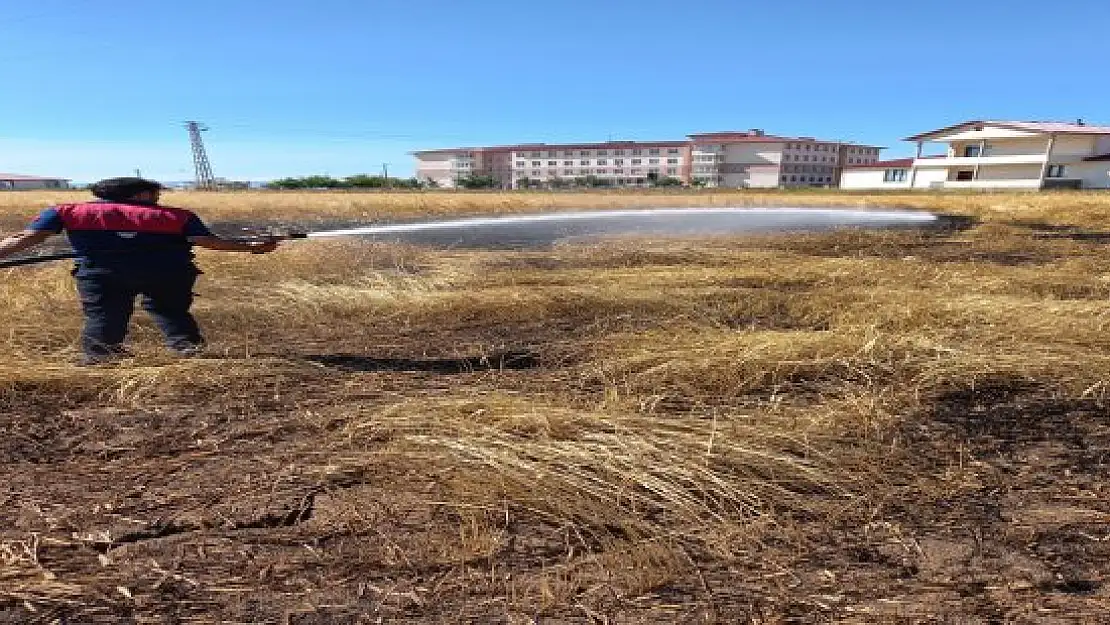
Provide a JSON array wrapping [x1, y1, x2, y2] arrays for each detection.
[[89, 177, 164, 202]]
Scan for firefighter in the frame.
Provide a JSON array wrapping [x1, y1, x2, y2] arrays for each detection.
[[0, 177, 279, 364]]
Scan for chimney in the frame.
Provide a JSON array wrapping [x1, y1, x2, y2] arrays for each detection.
[[748, 128, 764, 136], [1076, 118, 1086, 126]]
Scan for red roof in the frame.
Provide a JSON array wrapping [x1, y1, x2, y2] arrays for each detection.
[[905, 120, 1110, 141], [0, 173, 69, 181], [689, 131, 884, 148], [413, 140, 689, 155]]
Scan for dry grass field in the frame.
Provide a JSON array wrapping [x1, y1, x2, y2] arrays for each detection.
[[2, 190, 1110, 623]]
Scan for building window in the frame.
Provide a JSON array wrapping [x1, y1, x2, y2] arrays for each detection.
[[883, 169, 907, 182], [598, 150, 607, 156], [794, 155, 800, 161], [531, 161, 541, 166], [632, 149, 642, 156], [666, 168, 677, 175], [955, 170, 974, 181], [614, 159, 624, 165], [530, 152, 542, 158], [597, 169, 608, 174], [805, 144, 811, 151], [963, 145, 981, 158], [631, 169, 642, 175], [597, 159, 608, 166], [563, 160, 573, 166], [1047, 165, 1066, 178], [547, 161, 557, 166], [667, 148, 680, 155], [547, 151, 557, 158], [631, 159, 642, 165], [614, 150, 625, 156], [564, 169, 573, 176], [532, 170, 541, 177], [580, 160, 589, 166], [516, 161, 525, 167], [580, 151, 590, 157], [790, 175, 797, 182], [781, 175, 788, 182], [563, 151, 574, 157], [614, 168, 624, 174], [649, 148, 661, 155], [649, 158, 660, 164], [666, 158, 678, 164]]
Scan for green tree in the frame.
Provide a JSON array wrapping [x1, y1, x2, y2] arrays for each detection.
[[457, 174, 498, 189]]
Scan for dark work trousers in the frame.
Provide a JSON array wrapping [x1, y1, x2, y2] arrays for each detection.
[[73, 269, 204, 358]]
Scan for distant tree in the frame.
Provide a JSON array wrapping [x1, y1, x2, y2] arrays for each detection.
[[345, 174, 388, 188], [516, 177, 534, 189], [656, 176, 683, 187], [549, 177, 571, 189], [646, 172, 660, 185], [457, 174, 498, 189]]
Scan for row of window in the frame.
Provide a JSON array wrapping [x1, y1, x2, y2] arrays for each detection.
[[784, 164, 835, 174], [520, 168, 679, 177], [782, 175, 834, 184], [520, 158, 679, 167], [883, 169, 908, 182], [522, 148, 680, 158]]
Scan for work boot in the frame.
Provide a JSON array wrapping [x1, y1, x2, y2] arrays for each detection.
[[78, 346, 132, 367], [171, 342, 206, 358]]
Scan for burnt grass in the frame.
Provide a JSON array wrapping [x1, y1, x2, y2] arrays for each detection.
[[4, 225, 1110, 622]]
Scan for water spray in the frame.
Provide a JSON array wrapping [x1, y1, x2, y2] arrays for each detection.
[[1, 207, 942, 269]]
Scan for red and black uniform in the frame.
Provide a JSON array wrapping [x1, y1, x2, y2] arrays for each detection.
[[29, 201, 214, 361]]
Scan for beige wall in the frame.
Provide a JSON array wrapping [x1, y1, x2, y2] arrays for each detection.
[[963, 164, 1042, 181], [1069, 162, 1110, 189]]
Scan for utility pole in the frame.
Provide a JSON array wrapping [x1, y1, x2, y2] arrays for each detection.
[[184, 121, 216, 190], [134, 168, 142, 178]]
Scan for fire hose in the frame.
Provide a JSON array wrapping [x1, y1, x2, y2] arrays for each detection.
[[0, 232, 308, 269]]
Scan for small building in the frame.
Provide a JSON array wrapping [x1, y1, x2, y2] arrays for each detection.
[[0, 173, 70, 190], [902, 120, 1110, 190], [840, 158, 922, 190]]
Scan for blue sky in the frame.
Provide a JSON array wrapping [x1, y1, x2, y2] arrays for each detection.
[[2, 0, 1107, 182]]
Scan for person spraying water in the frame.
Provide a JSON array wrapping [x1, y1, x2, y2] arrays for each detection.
[[0, 177, 281, 365]]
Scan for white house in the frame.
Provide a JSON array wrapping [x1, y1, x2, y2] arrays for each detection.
[[840, 120, 1110, 191], [839, 158, 915, 190], [0, 173, 70, 190], [907, 120, 1110, 190]]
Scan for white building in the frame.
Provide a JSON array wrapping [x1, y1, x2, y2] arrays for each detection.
[[843, 120, 1110, 191], [840, 158, 927, 190], [0, 173, 69, 190], [689, 130, 882, 188], [413, 130, 881, 189]]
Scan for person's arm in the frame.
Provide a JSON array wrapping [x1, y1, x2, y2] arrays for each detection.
[[182, 212, 278, 254], [0, 207, 64, 260], [188, 235, 278, 254], [0, 230, 54, 260]]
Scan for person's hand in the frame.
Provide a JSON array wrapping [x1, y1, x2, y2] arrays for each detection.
[[249, 241, 279, 254]]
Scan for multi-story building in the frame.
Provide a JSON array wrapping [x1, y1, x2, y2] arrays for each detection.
[[414, 140, 691, 189], [413, 130, 879, 189], [504, 140, 690, 188], [841, 120, 1110, 190], [689, 130, 882, 188]]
